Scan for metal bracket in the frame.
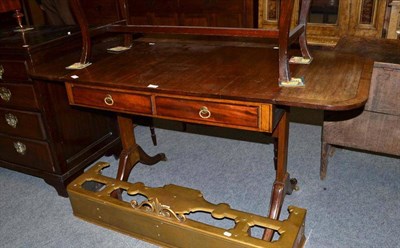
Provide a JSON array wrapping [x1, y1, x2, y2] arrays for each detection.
[[289, 56, 313, 65], [279, 77, 305, 88], [65, 62, 92, 70], [107, 45, 132, 53]]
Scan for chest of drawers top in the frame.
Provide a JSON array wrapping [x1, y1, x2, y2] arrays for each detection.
[[0, 26, 81, 74]]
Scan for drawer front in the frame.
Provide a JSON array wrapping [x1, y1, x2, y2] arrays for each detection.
[[0, 83, 40, 110], [0, 60, 28, 81], [0, 107, 46, 140], [155, 96, 264, 130], [0, 135, 54, 172], [67, 84, 152, 115]]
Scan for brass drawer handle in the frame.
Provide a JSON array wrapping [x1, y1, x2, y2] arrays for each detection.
[[5, 113, 18, 128], [0, 87, 11, 102], [14, 141, 26, 155], [104, 94, 114, 106], [0, 65, 4, 79], [199, 106, 211, 119]]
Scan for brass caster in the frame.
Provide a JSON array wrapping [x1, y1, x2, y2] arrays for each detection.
[[290, 178, 300, 191]]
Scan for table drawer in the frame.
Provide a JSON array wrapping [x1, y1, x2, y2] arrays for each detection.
[[0, 107, 46, 140], [0, 83, 40, 110], [0, 134, 54, 172], [155, 96, 271, 131], [0, 60, 28, 81], [67, 84, 152, 115]]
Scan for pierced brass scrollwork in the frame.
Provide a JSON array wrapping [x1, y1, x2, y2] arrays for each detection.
[[5, 113, 18, 128], [131, 197, 186, 222], [0, 87, 11, 102], [68, 162, 308, 248], [14, 141, 26, 155]]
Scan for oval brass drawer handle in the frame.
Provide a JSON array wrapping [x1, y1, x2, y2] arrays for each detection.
[[0, 65, 4, 79], [104, 94, 114, 106], [5, 113, 18, 128], [0, 87, 11, 102], [199, 106, 211, 119], [14, 141, 26, 155]]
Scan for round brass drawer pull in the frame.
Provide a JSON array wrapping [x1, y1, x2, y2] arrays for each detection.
[[0, 65, 4, 79], [5, 113, 18, 128], [14, 141, 26, 155], [0, 87, 11, 102], [104, 94, 114, 106], [199, 106, 211, 119]]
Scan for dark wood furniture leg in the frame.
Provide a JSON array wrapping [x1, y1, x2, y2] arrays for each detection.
[[298, 0, 313, 60], [320, 141, 335, 180], [263, 110, 298, 240], [111, 115, 166, 198], [278, 0, 312, 84], [145, 117, 157, 146], [116, 115, 166, 182], [278, 0, 295, 83], [118, 0, 133, 47], [149, 124, 157, 146], [69, 0, 91, 65]]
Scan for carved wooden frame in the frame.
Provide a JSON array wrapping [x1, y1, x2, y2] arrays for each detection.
[[387, 0, 400, 38], [259, 0, 387, 46]]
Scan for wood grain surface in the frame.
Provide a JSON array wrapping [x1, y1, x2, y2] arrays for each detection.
[[62, 38, 372, 111]]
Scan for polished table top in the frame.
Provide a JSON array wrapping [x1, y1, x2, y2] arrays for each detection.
[[60, 37, 372, 111]]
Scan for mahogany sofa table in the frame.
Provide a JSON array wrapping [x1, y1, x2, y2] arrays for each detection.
[[61, 36, 372, 242]]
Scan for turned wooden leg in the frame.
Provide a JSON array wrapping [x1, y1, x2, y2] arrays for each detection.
[[320, 142, 334, 180], [133, 118, 157, 146], [150, 125, 157, 146], [144, 117, 157, 146], [263, 110, 297, 241], [273, 139, 278, 171]]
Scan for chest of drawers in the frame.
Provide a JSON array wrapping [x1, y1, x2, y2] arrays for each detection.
[[0, 27, 120, 197]]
